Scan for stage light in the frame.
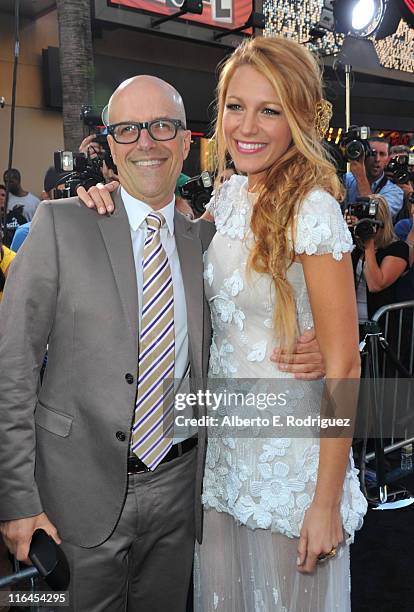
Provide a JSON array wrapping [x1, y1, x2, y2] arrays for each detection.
[[334, 0, 386, 37], [352, 0, 375, 31]]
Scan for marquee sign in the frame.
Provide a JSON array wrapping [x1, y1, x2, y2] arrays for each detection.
[[108, 0, 253, 30]]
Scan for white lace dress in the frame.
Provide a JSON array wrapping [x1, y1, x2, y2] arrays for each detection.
[[194, 175, 367, 612]]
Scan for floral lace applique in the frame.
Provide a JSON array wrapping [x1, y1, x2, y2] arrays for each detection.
[[209, 268, 247, 335], [294, 189, 354, 261], [233, 495, 273, 529], [208, 336, 238, 377], [203, 262, 214, 286], [223, 270, 244, 297], [247, 340, 267, 362], [206, 175, 249, 239], [295, 213, 332, 256], [259, 439, 291, 462], [211, 291, 246, 331]]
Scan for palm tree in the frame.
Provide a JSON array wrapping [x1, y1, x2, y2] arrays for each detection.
[[56, 0, 95, 151]]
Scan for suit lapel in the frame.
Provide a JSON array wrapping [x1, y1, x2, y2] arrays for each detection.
[[98, 188, 138, 341], [174, 211, 204, 381]]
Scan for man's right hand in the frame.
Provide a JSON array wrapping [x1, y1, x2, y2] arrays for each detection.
[[349, 156, 366, 180], [77, 181, 119, 215], [0, 512, 61, 564]]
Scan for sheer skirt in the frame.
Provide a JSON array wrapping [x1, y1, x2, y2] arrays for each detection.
[[194, 509, 350, 612]]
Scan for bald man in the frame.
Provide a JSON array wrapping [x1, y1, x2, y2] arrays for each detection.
[[0, 76, 215, 611]]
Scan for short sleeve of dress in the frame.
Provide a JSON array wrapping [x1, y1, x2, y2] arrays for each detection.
[[204, 175, 249, 239], [204, 189, 218, 218], [204, 175, 247, 218], [294, 189, 354, 261]]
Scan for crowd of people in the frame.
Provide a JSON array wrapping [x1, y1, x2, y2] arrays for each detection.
[[0, 33, 413, 612]]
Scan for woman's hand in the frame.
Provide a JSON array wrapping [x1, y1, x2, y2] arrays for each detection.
[[363, 237, 376, 252], [296, 501, 344, 574], [76, 181, 119, 215]]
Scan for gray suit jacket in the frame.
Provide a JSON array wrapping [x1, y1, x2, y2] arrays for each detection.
[[0, 188, 215, 546]]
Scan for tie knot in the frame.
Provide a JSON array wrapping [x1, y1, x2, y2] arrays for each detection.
[[146, 212, 164, 233]]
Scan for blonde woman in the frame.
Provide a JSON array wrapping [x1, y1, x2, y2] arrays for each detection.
[[194, 36, 367, 611], [352, 195, 409, 324]]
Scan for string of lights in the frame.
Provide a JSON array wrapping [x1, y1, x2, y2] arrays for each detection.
[[263, 0, 414, 73]]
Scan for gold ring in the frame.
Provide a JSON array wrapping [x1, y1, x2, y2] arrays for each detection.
[[317, 547, 337, 563]]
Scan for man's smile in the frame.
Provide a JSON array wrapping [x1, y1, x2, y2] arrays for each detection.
[[130, 159, 165, 167]]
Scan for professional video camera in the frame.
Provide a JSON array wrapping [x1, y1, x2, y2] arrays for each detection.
[[385, 153, 414, 185], [53, 105, 116, 197], [179, 171, 214, 216], [53, 150, 105, 197], [340, 126, 375, 162], [348, 197, 384, 242]]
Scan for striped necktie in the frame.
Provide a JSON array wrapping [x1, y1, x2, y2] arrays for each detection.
[[131, 212, 175, 470]]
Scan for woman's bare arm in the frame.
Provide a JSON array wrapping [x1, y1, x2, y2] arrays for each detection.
[[296, 251, 360, 574]]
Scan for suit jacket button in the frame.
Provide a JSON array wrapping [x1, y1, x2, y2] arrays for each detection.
[[125, 373, 134, 384], [116, 431, 126, 442]]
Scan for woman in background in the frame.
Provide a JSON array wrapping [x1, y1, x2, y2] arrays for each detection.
[[352, 195, 409, 325]]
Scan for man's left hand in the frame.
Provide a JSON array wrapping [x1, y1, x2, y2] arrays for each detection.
[[270, 328, 325, 380]]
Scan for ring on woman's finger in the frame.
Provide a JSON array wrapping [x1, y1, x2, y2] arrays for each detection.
[[317, 546, 337, 563]]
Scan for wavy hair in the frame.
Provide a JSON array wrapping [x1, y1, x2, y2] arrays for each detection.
[[372, 195, 397, 250], [213, 35, 344, 350]]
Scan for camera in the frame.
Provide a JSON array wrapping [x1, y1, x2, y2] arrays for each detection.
[[53, 151, 106, 197], [80, 105, 112, 148], [340, 126, 375, 162], [348, 197, 384, 242], [385, 153, 414, 185], [179, 171, 214, 216], [53, 105, 116, 198]]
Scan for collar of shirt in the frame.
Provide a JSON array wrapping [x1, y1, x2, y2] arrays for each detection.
[[371, 172, 385, 190], [121, 186, 175, 236]]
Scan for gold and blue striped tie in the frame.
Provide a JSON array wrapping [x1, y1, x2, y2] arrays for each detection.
[[131, 212, 175, 470]]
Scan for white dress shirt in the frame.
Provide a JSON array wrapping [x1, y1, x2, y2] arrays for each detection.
[[121, 187, 194, 442]]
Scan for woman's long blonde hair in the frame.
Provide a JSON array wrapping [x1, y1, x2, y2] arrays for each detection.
[[213, 36, 345, 350], [372, 195, 398, 249]]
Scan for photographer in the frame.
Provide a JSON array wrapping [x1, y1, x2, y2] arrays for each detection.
[[388, 144, 414, 220], [344, 138, 404, 220], [78, 133, 118, 184], [351, 196, 409, 324], [174, 172, 195, 219]]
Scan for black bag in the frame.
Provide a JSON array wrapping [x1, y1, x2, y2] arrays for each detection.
[[2, 205, 28, 247]]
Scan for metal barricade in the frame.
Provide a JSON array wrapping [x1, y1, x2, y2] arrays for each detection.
[[358, 300, 414, 508]]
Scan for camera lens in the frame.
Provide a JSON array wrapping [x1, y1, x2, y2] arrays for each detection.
[[355, 220, 375, 241], [192, 191, 212, 216], [346, 140, 364, 161]]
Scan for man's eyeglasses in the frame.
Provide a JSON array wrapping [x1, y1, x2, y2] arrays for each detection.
[[107, 119, 185, 143]]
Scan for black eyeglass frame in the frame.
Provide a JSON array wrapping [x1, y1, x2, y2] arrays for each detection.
[[107, 119, 186, 143]]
